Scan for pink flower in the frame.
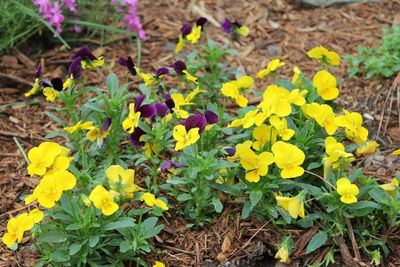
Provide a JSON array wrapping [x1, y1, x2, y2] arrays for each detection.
[[61, 0, 77, 13]]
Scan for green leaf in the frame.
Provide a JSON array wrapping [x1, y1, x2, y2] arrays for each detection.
[[104, 217, 136, 230], [225, 49, 240, 56], [119, 240, 131, 253], [250, 191, 263, 207], [306, 231, 328, 254], [50, 251, 70, 262], [44, 111, 64, 125], [241, 201, 252, 219], [141, 217, 163, 238], [351, 200, 382, 210], [369, 187, 390, 202], [89, 235, 100, 248], [212, 197, 223, 213], [106, 73, 119, 97], [65, 223, 83, 231], [38, 232, 68, 243], [348, 168, 362, 182], [307, 162, 322, 171], [44, 131, 64, 139], [177, 193, 192, 201], [69, 243, 82, 255]]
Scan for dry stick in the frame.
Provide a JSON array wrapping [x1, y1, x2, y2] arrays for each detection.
[[304, 170, 336, 190], [0, 72, 33, 87], [158, 244, 195, 255], [376, 73, 400, 139], [345, 217, 361, 261], [0, 203, 36, 218]]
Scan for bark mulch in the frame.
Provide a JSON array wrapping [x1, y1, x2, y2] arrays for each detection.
[[1, 0, 400, 266]]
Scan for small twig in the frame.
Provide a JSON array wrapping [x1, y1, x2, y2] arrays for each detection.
[[0, 72, 33, 87], [345, 217, 361, 261], [0, 203, 36, 218], [13, 137, 30, 165], [240, 221, 269, 250], [158, 244, 195, 255], [304, 170, 337, 190]]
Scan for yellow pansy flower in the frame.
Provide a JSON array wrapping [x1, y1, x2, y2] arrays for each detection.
[[2, 213, 34, 248], [336, 178, 359, 204], [252, 124, 277, 151], [272, 141, 305, 178], [269, 116, 295, 141], [89, 185, 119, 216], [237, 26, 249, 36], [122, 103, 141, 133], [140, 192, 169, 210], [303, 103, 338, 135], [356, 141, 379, 157], [175, 34, 185, 53], [239, 147, 274, 182], [81, 56, 104, 69], [173, 125, 200, 151], [228, 109, 259, 128], [106, 165, 141, 198], [187, 25, 202, 43], [390, 149, 400, 155], [27, 142, 63, 176], [335, 110, 368, 143], [307, 45, 340, 66], [258, 85, 291, 118], [25, 78, 41, 96], [256, 59, 285, 78], [380, 178, 399, 196], [43, 87, 59, 102], [153, 261, 165, 267], [313, 70, 339, 100], [64, 120, 94, 133], [275, 245, 289, 263], [275, 193, 305, 219]]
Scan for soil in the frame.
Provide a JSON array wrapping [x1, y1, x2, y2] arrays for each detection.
[[1, 0, 400, 266]]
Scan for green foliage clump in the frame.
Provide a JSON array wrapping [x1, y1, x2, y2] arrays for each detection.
[[345, 26, 400, 79]]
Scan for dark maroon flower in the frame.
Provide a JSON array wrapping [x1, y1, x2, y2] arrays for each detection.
[[133, 95, 156, 118], [169, 60, 186, 75], [68, 57, 83, 79], [157, 86, 164, 95], [101, 118, 112, 132], [221, 19, 233, 34], [129, 127, 146, 146], [225, 147, 236, 156], [39, 80, 52, 88], [71, 46, 97, 61], [155, 102, 169, 118], [117, 56, 136, 76], [51, 78, 63, 91], [156, 67, 170, 77], [161, 160, 188, 174], [163, 94, 175, 111], [180, 24, 192, 37], [204, 110, 219, 124], [196, 17, 208, 29], [34, 63, 42, 79], [181, 114, 207, 133]]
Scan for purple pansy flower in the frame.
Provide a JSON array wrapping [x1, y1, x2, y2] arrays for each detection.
[[163, 94, 175, 111], [117, 56, 136, 76], [155, 102, 169, 118], [221, 19, 233, 34], [225, 147, 236, 156], [71, 46, 97, 61], [51, 78, 63, 91], [101, 117, 112, 132], [34, 63, 42, 79], [155, 67, 170, 77], [181, 114, 207, 133], [169, 60, 186, 75], [130, 127, 146, 146], [160, 160, 188, 174], [134, 95, 156, 118], [68, 57, 83, 79], [196, 17, 208, 29], [204, 110, 219, 124], [180, 24, 192, 37]]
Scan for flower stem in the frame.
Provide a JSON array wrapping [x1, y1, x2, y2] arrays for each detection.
[[13, 137, 29, 165], [304, 170, 336, 190]]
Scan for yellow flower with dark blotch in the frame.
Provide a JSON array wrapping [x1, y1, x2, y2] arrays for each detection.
[[122, 103, 141, 133], [64, 120, 94, 133], [336, 178, 359, 204], [239, 147, 274, 182], [252, 124, 277, 151], [106, 165, 141, 198], [175, 34, 185, 53], [173, 125, 200, 151], [187, 25, 202, 43], [380, 178, 399, 196], [140, 192, 169, 210], [43, 87, 59, 102], [228, 140, 253, 162], [335, 109, 368, 143], [86, 127, 109, 146], [269, 116, 295, 141], [256, 59, 285, 78], [313, 70, 339, 100], [307, 46, 340, 66], [303, 103, 338, 135], [2, 213, 34, 248], [63, 76, 73, 90], [356, 141, 379, 157], [81, 56, 104, 69], [25, 78, 41, 97], [275, 193, 305, 219], [272, 141, 305, 178], [27, 142, 63, 176], [89, 185, 119, 216], [275, 245, 289, 263]]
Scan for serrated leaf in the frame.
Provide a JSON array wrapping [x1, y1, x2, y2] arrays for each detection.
[[306, 231, 328, 254]]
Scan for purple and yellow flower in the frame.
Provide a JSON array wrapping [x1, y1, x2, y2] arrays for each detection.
[[175, 18, 207, 53], [169, 60, 187, 75], [86, 118, 112, 147], [130, 127, 146, 146], [221, 18, 249, 37], [160, 160, 188, 178], [181, 114, 207, 133]]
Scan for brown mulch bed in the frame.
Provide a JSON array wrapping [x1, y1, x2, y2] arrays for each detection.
[[1, 0, 400, 266]]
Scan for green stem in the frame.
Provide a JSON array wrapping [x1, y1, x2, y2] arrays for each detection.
[[13, 137, 29, 164], [136, 37, 142, 67]]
